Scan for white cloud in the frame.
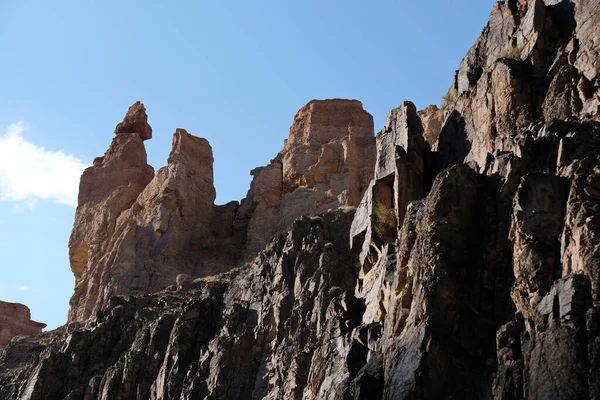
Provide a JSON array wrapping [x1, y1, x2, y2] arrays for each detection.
[[0, 122, 86, 208], [16, 285, 31, 292]]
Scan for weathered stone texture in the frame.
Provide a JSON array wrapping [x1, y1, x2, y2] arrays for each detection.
[[0, 302, 46, 346], [68, 99, 375, 322], [3, 1, 600, 399]]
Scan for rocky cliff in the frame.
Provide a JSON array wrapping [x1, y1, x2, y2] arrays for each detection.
[[1, 0, 599, 399], [67, 98, 375, 322], [0, 302, 46, 347]]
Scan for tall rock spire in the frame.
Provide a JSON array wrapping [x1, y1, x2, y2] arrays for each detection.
[[67, 99, 376, 322], [68, 102, 154, 283]]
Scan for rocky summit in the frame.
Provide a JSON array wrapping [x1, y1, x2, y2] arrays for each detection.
[[1, 0, 599, 399], [66, 98, 375, 323]]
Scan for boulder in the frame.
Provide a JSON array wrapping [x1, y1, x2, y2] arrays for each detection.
[[114, 100, 153, 140]]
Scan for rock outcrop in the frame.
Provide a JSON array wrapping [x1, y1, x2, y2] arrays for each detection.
[[440, 0, 600, 172], [2, 1, 600, 399], [237, 99, 376, 259], [68, 99, 375, 322], [0, 302, 46, 346], [418, 104, 444, 150], [0, 212, 360, 399], [68, 128, 219, 322], [68, 104, 154, 282], [114, 101, 153, 140]]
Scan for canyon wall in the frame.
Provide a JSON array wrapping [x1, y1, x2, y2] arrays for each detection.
[[1, 0, 600, 399]]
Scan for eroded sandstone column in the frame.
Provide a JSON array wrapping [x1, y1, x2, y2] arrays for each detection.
[[68, 124, 217, 322], [68, 98, 377, 322], [68, 101, 154, 283]]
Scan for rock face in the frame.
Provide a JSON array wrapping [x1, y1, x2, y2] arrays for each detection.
[[68, 105, 155, 283], [0, 213, 360, 400], [68, 128, 218, 322], [417, 104, 444, 150], [441, 0, 600, 171], [0, 302, 46, 346], [350, 101, 425, 271], [114, 101, 153, 140], [238, 99, 376, 259], [2, 1, 600, 399], [67, 99, 375, 322]]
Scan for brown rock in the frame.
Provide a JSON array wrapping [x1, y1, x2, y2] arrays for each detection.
[[558, 128, 600, 302], [235, 162, 283, 259], [515, 0, 548, 76], [510, 173, 569, 320], [351, 101, 425, 270], [349, 102, 427, 335], [510, 274, 591, 399], [69, 104, 155, 283], [175, 273, 192, 287], [68, 99, 375, 322], [0, 301, 46, 346], [418, 104, 444, 150], [382, 101, 425, 227], [454, 1, 517, 95], [239, 99, 376, 260], [490, 60, 534, 138], [114, 101, 153, 140], [281, 99, 374, 191], [382, 165, 485, 398], [68, 128, 217, 322]]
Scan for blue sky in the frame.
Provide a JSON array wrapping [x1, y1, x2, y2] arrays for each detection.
[[0, 0, 495, 330]]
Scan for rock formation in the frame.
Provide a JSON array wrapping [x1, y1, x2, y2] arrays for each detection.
[[1, 0, 600, 399], [0, 302, 46, 346], [237, 99, 376, 259], [68, 102, 154, 283], [417, 104, 444, 150], [114, 101, 153, 140], [67, 98, 375, 322]]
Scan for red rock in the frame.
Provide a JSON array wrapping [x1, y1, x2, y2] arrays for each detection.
[[0, 301, 46, 346], [114, 101, 153, 140], [68, 99, 376, 322], [238, 99, 376, 259], [68, 128, 216, 322]]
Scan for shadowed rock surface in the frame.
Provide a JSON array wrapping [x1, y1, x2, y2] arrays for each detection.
[[2, 0, 600, 399]]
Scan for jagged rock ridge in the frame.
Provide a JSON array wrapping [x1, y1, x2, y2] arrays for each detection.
[[67, 98, 375, 322], [1, 0, 600, 399]]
